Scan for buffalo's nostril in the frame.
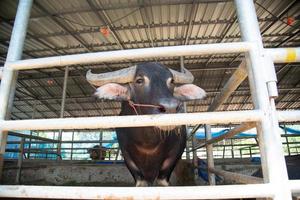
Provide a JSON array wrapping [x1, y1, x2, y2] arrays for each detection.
[[158, 99, 180, 113], [158, 105, 166, 113]]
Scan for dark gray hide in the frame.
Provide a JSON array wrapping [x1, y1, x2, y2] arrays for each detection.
[[87, 62, 206, 186]]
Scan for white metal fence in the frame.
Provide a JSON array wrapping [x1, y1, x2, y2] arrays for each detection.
[[0, 0, 299, 199]]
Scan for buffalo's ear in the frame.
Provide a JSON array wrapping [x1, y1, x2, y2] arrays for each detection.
[[94, 83, 130, 101], [174, 84, 206, 101]]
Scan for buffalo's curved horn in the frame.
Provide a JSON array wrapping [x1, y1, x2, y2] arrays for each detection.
[[86, 66, 137, 86], [169, 67, 194, 84]]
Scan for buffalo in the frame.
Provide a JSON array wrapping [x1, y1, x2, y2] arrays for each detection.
[[88, 145, 107, 160], [86, 62, 206, 186]]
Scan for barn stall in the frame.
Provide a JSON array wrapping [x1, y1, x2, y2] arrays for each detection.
[[0, 0, 299, 199]]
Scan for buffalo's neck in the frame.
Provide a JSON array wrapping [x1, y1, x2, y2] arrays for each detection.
[[118, 126, 170, 145], [118, 101, 186, 145]]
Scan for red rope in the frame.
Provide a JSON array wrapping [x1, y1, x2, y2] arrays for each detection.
[[128, 100, 162, 115]]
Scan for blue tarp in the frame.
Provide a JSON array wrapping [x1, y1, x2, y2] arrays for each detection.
[[194, 126, 300, 140], [194, 129, 256, 140], [279, 126, 300, 134], [198, 159, 222, 183], [102, 135, 117, 148]]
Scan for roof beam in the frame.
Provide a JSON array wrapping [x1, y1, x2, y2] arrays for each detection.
[[34, 1, 92, 52], [260, 0, 298, 35], [205, 13, 237, 66], [275, 29, 300, 47], [13, 37, 299, 56], [275, 65, 300, 104], [11, 103, 32, 119], [139, 2, 155, 48], [0, 36, 36, 59], [0, 16, 61, 56], [184, 0, 198, 45], [86, 0, 125, 50], [0, 17, 280, 43], [5, 0, 233, 22], [18, 75, 75, 118], [16, 81, 62, 118]]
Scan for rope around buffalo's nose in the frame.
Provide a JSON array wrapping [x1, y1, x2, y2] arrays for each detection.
[[128, 100, 163, 115]]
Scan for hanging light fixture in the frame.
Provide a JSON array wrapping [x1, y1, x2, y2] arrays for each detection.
[[100, 26, 110, 37]]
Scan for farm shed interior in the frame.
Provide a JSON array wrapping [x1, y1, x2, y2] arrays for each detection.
[[0, 0, 299, 199]]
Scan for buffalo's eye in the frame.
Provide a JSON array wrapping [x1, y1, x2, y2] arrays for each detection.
[[170, 78, 174, 84], [135, 77, 144, 85], [167, 78, 175, 88]]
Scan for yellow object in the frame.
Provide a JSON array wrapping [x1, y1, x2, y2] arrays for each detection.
[[286, 48, 296, 62]]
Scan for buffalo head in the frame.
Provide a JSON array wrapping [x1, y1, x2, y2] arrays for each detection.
[[87, 62, 206, 129]]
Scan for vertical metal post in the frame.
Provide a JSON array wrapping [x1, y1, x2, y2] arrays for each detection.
[[191, 135, 199, 179], [180, 57, 191, 161], [222, 145, 226, 158], [57, 66, 69, 160], [99, 131, 103, 148], [115, 148, 120, 162], [235, 0, 291, 199], [284, 124, 291, 156], [15, 138, 25, 184], [185, 137, 191, 160], [0, 0, 33, 181], [181, 57, 200, 182], [240, 149, 242, 158], [28, 101, 37, 159], [230, 139, 234, 158], [99, 131, 104, 160], [28, 131, 33, 159], [51, 132, 56, 159], [70, 131, 74, 160], [205, 124, 216, 185]]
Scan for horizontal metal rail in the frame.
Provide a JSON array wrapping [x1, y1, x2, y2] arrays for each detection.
[[6, 149, 59, 155], [8, 131, 59, 143], [0, 47, 298, 76], [10, 141, 299, 152], [5, 42, 252, 70], [208, 167, 263, 184], [183, 111, 300, 148], [289, 180, 300, 192], [277, 110, 300, 122], [7, 140, 117, 144], [193, 122, 256, 150], [0, 184, 275, 199], [0, 110, 262, 131], [266, 47, 300, 63], [0, 110, 298, 132], [6, 141, 300, 148], [7, 148, 89, 152]]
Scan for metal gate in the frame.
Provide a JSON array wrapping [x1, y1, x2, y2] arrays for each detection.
[[0, 0, 299, 199]]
